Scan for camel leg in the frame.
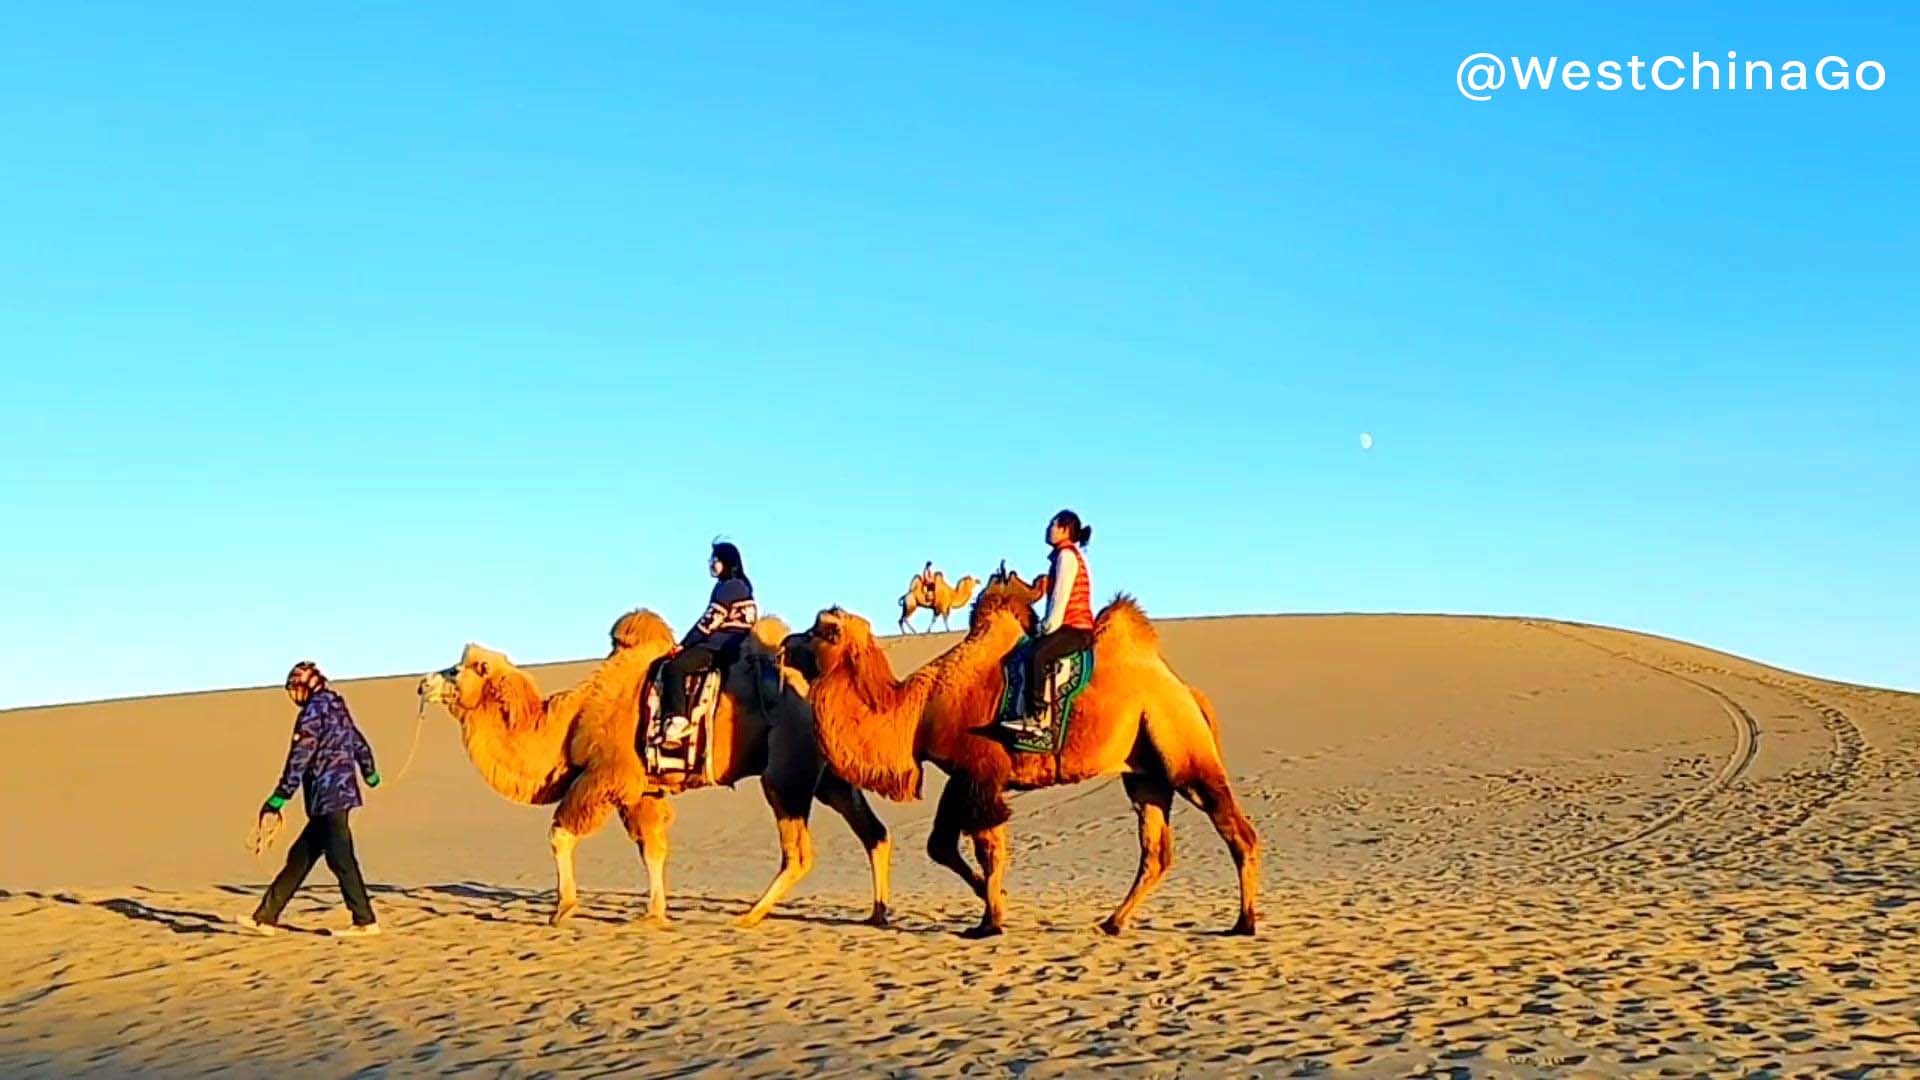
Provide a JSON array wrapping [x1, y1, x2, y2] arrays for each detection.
[[1181, 775, 1260, 936], [960, 825, 1011, 939], [547, 825, 581, 926], [927, 780, 986, 900], [736, 775, 817, 929], [620, 795, 675, 926], [1100, 772, 1175, 936], [547, 786, 618, 926], [815, 771, 893, 927]]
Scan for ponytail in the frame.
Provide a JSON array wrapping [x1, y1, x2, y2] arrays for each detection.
[[1052, 509, 1093, 547]]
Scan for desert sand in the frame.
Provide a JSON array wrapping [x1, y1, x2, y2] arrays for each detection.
[[2, 614, 1916, 1077]]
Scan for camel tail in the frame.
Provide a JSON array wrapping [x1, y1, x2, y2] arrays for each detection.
[[1191, 685, 1223, 753]]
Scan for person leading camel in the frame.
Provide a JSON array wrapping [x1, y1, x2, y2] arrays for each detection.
[[238, 662, 382, 937], [661, 541, 758, 743], [1011, 510, 1095, 737]]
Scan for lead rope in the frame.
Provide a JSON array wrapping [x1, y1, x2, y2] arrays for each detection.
[[390, 695, 429, 782]]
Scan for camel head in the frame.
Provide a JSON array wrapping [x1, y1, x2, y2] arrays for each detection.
[[418, 643, 516, 715], [950, 575, 980, 605], [779, 631, 819, 682], [801, 607, 876, 680]]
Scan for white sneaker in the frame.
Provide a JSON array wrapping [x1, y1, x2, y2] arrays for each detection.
[[329, 922, 382, 938], [234, 913, 280, 936]]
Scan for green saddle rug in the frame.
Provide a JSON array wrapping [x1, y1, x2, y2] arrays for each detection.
[[995, 638, 1094, 754]]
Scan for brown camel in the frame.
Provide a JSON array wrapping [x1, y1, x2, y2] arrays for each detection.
[[898, 571, 980, 634], [795, 585, 1258, 938], [417, 610, 892, 929]]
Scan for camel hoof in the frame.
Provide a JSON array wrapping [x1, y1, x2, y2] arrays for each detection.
[[1095, 918, 1125, 937], [549, 903, 578, 927], [732, 913, 764, 930], [1220, 917, 1256, 937], [864, 906, 890, 929], [632, 913, 670, 930], [958, 923, 1004, 940]]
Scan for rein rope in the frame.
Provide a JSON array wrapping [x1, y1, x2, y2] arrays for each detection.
[[391, 695, 429, 782]]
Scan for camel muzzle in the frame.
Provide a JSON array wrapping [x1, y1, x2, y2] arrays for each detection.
[[779, 632, 820, 681], [417, 668, 456, 706]]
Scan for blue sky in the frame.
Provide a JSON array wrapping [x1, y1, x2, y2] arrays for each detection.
[[2, 2, 1914, 707]]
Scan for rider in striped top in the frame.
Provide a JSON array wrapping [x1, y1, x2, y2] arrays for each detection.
[[661, 541, 758, 737]]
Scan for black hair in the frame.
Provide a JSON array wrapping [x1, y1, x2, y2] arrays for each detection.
[[1051, 509, 1093, 546], [710, 541, 750, 586]]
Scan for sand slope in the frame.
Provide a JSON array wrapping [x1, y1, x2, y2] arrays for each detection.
[[2, 615, 1917, 1076]]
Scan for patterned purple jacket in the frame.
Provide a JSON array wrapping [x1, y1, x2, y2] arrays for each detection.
[[265, 688, 379, 817]]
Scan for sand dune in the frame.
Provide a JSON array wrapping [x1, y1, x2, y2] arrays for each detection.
[[3, 614, 1917, 1076]]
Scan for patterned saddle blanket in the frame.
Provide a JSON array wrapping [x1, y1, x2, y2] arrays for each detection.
[[639, 658, 724, 783], [995, 638, 1094, 754]]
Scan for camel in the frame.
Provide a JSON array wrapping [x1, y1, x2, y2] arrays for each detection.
[[898, 571, 980, 633], [417, 610, 892, 929], [794, 584, 1259, 938]]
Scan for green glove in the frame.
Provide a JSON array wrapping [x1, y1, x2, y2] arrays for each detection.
[[366, 771, 381, 788]]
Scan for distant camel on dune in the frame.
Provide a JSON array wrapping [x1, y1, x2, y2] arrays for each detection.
[[794, 581, 1258, 938], [898, 571, 979, 634], [418, 611, 892, 930]]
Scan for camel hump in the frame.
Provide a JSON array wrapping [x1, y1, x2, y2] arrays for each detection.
[[1094, 594, 1158, 648], [612, 609, 675, 652], [746, 615, 792, 655]]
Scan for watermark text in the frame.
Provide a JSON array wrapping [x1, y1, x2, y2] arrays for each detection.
[[1457, 52, 1886, 102]]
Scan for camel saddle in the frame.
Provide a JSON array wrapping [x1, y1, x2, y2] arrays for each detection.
[[995, 638, 1094, 754], [639, 658, 723, 784]]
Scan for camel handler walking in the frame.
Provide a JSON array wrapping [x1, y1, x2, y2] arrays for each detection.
[[237, 661, 382, 937]]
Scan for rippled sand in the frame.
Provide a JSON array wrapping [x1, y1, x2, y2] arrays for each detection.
[[3, 616, 1916, 1076]]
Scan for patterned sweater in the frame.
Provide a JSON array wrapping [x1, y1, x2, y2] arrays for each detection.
[[265, 688, 379, 816], [682, 577, 759, 651]]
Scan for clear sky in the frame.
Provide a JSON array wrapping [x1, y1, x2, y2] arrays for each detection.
[[2, 3, 1915, 708]]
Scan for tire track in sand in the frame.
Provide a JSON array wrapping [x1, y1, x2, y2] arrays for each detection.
[[1524, 621, 1760, 861], [1649, 658, 1869, 865], [1529, 621, 1871, 867]]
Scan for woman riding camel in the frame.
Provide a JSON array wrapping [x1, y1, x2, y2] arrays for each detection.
[[1025, 509, 1095, 722], [660, 541, 759, 740]]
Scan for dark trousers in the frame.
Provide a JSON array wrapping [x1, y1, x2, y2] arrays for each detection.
[[254, 810, 375, 926], [661, 645, 717, 719], [1029, 626, 1093, 713]]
